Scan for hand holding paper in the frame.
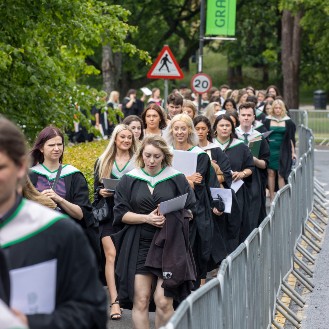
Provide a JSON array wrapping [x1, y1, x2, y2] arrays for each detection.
[[210, 188, 232, 213], [159, 193, 188, 215]]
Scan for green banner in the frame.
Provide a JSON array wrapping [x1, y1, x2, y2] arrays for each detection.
[[206, 0, 236, 36]]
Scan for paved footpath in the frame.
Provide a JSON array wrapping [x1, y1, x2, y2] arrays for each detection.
[[302, 147, 329, 329]]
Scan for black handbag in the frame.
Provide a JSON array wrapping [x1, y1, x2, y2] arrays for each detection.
[[211, 194, 225, 213], [92, 197, 110, 222]]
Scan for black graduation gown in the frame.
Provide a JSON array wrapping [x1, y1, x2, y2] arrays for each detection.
[[264, 117, 296, 181], [29, 165, 101, 267], [214, 138, 255, 242], [236, 129, 270, 229], [111, 168, 196, 307], [256, 138, 270, 225], [0, 248, 10, 305], [186, 148, 213, 279], [254, 120, 268, 133], [202, 143, 232, 188], [0, 198, 107, 329], [201, 144, 232, 269]]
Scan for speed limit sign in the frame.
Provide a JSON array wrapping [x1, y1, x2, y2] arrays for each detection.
[[191, 73, 212, 94]]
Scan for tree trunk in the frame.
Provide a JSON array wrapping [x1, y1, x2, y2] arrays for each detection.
[[102, 45, 122, 94], [281, 10, 303, 109]]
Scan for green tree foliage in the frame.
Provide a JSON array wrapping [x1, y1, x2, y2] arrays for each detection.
[[105, 0, 201, 92], [216, 0, 281, 87], [297, 0, 329, 90], [0, 0, 149, 140]]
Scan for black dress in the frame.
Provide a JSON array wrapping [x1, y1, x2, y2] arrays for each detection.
[[112, 167, 195, 306]]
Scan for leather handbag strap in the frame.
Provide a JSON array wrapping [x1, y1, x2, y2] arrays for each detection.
[[51, 164, 62, 191]]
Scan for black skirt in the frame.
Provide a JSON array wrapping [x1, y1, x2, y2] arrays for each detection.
[[136, 224, 157, 274]]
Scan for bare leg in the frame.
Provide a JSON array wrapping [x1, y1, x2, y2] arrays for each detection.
[[278, 174, 285, 189], [102, 236, 121, 319], [132, 274, 153, 329], [154, 278, 174, 329], [267, 169, 276, 202]]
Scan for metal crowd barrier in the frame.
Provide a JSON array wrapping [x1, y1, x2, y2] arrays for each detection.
[[161, 125, 319, 329]]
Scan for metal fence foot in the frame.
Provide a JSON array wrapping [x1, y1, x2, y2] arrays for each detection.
[[305, 224, 322, 242], [314, 188, 328, 203], [282, 282, 306, 306], [314, 203, 329, 218], [301, 235, 321, 252], [307, 216, 325, 233], [277, 299, 302, 323], [294, 256, 314, 277], [292, 269, 314, 291], [312, 209, 328, 225], [272, 319, 284, 329], [281, 286, 304, 307], [296, 243, 316, 264], [276, 304, 301, 328]]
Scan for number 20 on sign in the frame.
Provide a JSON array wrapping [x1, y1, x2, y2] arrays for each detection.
[[191, 73, 212, 94]]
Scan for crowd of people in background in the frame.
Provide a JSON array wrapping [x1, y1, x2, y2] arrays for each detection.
[[0, 82, 297, 329]]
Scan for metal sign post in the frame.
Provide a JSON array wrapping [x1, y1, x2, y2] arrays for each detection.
[[164, 79, 168, 111]]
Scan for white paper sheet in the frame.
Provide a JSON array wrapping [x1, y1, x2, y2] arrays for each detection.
[[102, 178, 120, 191], [231, 179, 244, 193], [140, 87, 152, 96], [10, 259, 57, 315], [159, 193, 188, 215], [172, 150, 198, 176], [210, 188, 232, 213], [0, 299, 28, 329]]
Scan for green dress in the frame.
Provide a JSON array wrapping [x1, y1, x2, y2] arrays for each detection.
[[268, 126, 286, 170]]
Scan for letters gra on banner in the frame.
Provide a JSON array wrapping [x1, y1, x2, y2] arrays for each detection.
[[206, 0, 236, 36]]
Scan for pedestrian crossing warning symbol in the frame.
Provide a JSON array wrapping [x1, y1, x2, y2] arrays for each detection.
[[147, 45, 184, 80]]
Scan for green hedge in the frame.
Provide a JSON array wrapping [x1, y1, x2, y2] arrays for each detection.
[[64, 140, 108, 200]]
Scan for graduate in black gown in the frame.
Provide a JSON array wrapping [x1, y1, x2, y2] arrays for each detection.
[[236, 103, 270, 228], [93, 124, 137, 320], [193, 115, 235, 267], [0, 118, 107, 329], [164, 114, 214, 285], [213, 114, 254, 243], [29, 127, 101, 271], [112, 135, 196, 329], [193, 115, 232, 188]]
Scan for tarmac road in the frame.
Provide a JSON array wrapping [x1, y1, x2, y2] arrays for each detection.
[[301, 147, 329, 329]]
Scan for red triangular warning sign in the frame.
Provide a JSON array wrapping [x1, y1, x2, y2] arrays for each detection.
[[147, 45, 184, 80]]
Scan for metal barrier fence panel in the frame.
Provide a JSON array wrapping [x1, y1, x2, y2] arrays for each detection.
[[290, 109, 308, 128], [244, 229, 261, 329], [167, 299, 190, 329], [161, 126, 314, 329], [259, 216, 273, 328], [217, 260, 231, 329], [188, 278, 221, 329], [305, 110, 329, 138], [226, 243, 248, 329]]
